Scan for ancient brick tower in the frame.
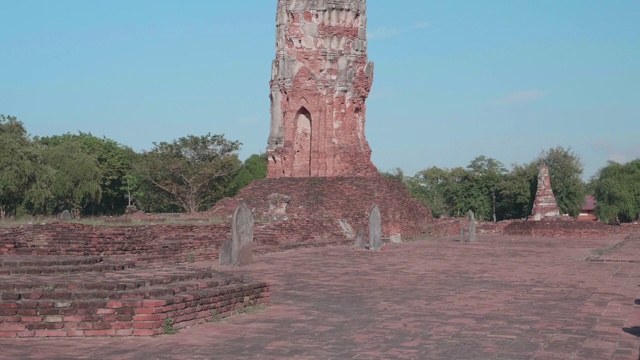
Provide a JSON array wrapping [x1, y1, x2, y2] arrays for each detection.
[[531, 164, 561, 220], [210, 0, 433, 240], [267, 0, 378, 178]]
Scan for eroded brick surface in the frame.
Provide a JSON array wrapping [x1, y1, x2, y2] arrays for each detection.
[[210, 177, 434, 238]]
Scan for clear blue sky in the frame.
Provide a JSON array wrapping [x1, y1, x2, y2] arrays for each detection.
[[2, 0, 638, 180]]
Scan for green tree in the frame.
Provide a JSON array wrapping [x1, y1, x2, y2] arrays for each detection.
[[225, 153, 268, 197], [0, 115, 38, 218], [594, 160, 640, 223], [381, 168, 406, 182], [441, 167, 468, 218], [413, 157, 507, 221], [495, 162, 538, 220], [35, 133, 134, 214], [39, 141, 103, 217], [134, 134, 241, 213], [538, 146, 585, 217], [407, 166, 450, 218], [467, 156, 507, 222]]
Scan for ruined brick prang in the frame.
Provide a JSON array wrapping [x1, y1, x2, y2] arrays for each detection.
[[267, 0, 378, 178], [531, 164, 561, 220]]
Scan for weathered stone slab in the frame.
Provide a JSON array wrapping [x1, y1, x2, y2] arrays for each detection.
[[219, 204, 254, 266], [369, 204, 382, 251], [232, 204, 254, 266], [218, 238, 233, 266], [468, 210, 476, 242], [60, 210, 72, 221], [355, 228, 366, 249], [338, 219, 355, 239], [390, 234, 402, 244]]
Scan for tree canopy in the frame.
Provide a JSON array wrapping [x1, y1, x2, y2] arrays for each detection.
[[594, 160, 640, 223], [134, 134, 242, 213], [405, 148, 587, 221], [0, 115, 38, 218], [225, 153, 267, 198]]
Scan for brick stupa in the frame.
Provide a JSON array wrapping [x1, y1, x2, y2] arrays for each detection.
[[211, 0, 432, 239], [531, 164, 561, 221]]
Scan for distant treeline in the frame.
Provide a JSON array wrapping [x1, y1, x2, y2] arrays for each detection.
[[382, 151, 639, 224], [0, 115, 267, 218], [2, 115, 638, 223]]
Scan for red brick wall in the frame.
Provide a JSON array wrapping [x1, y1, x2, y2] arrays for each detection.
[[422, 219, 516, 238], [503, 220, 612, 238], [0, 223, 231, 262], [0, 221, 357, 260]]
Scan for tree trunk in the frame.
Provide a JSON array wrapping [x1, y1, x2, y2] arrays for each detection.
[[186, 193, 197, 213], [492, 190, 496, 222]]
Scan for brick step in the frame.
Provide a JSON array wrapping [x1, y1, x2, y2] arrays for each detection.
[[11, 248, 149, 256], [12, 240, 211, 251], [9, 246, 212, 257], [0, 266, 243, 293], [0, 256, 103, 268], [0, 261, 135, 276], [0, 276, 247, 302]]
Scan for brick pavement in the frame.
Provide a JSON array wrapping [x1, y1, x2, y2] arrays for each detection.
[[1, 233, 639, 359]]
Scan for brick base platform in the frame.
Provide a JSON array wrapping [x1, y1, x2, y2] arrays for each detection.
[[0, 257, 269, 338], [210, 176, 434, 239]]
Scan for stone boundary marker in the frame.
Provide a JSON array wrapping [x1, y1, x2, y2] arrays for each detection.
[[459, 211, 477, 242], [60, 210, 72, 221], [369, 204, 382, 250], [219, 204, 254, 266], [355, 228, 367, 249], [468, 210, 476, 242]]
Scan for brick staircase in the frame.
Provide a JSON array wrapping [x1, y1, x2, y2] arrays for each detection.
[[0, 257, 269, 338]]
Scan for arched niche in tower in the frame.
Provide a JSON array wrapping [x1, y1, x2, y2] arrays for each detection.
[[293, 106, 312, 176]]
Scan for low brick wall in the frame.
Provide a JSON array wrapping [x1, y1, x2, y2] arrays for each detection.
[[0, 282, 269, 338], [0, 221, 355, 261], [503, 220, 612, 238], [0, 223, 231, 262], [422, 219, 516, 238], [0, 260, 269, 338]]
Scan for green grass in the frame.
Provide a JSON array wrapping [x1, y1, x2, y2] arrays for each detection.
[[210, 310, 223, 322], [236, 302, 266, 315], [162, 318, 179, 335], [41, 284, 56, 292], [587, 241, 624, 260]]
